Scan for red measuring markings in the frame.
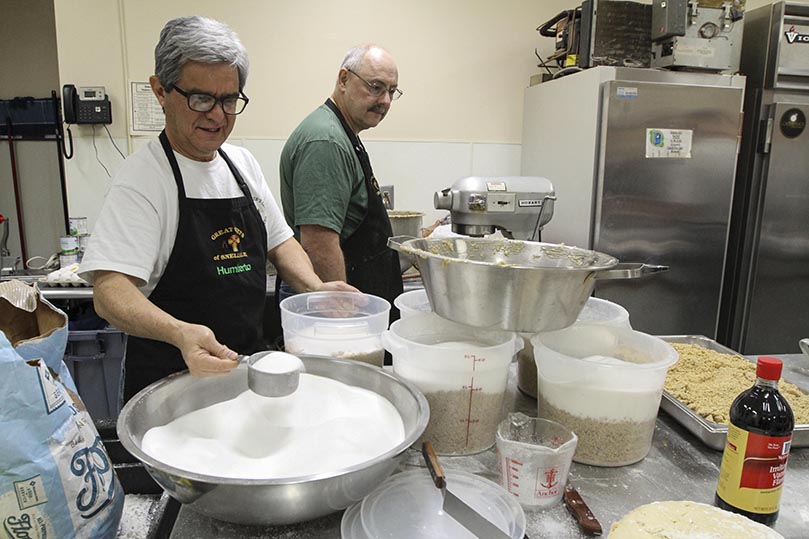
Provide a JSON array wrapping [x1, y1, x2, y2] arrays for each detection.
[[460, 354, 488, 447], [464, 353, 487, 371], [505, 457, 524, 495]]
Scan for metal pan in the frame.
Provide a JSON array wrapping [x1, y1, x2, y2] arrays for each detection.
[[388, 236, 666, 332], [659, 335, 809, 450]]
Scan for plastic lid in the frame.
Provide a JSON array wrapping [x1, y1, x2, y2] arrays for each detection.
[[341, 501, 367, 538], [756, 356, 783, 381], [359, 469, 525, 538]]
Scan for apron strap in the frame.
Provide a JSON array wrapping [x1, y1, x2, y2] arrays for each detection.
[[323, 98, 374, 183], [159, 130, 187, 199]]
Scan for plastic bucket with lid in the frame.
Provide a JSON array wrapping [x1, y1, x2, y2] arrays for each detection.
[[280, 292, 390, 367], [382, 312, 523, 455], [393, 289, 432, 319], [531, 325, 677, 467], [518, 297, 630, 399]]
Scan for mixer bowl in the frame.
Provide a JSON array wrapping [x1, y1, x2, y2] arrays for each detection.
[[388, 236, 666, 333], [387, 211, 424, 273], [116, 355, 429, 525]]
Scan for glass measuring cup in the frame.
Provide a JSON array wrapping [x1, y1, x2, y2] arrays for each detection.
[[496, 413, 577, 509]]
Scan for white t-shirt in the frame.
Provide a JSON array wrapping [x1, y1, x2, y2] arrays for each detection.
[[79, 140, 292, 296]]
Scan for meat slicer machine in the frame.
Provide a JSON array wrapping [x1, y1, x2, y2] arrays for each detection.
[[433, 176, 556, 241]]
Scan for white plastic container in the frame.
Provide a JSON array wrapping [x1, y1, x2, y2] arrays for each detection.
[[68, 216, 88, 236], [382, 312, 522, 455], [532, 325, 677, 467], [576, 297, 630, 326], [393, 289, 432, 319], [59, 235, 78, 254], [518, 297, 631, 398], [280, 292, 390, 367]]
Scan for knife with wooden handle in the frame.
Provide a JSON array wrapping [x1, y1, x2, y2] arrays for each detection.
[[564, 483, 603, 535]]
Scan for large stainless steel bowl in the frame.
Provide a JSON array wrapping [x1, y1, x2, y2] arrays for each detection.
[[388, 236, 666, 333], [387, 211, 424, 273], [116, 355, 429, 525]]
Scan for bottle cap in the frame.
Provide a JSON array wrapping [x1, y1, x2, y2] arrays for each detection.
[[756, 356, 783, 381]]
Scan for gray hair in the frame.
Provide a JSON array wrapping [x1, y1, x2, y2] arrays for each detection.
[[340, 44, 379, 71], [154, 16, 249, 92]]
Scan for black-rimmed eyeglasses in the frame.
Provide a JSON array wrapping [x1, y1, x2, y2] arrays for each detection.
[[347, 69, 403, 101], [172, 85, 250, 115]]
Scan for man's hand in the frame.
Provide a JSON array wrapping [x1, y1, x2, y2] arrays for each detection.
[[174, 322, 240, 377], [317, 281, 360, 293], [93, 270, 241, 378]]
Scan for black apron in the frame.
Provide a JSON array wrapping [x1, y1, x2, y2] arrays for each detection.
[[322, 98, 403, 316], [123, 131, 267, 400]]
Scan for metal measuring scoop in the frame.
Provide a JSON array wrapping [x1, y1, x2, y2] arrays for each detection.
[[237, 351, 305, 398]]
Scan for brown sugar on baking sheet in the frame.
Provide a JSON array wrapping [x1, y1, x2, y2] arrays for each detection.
[[665, 343, 809, 425]]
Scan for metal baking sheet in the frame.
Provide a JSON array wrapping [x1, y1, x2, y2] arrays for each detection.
[[659, 335, 809, 451]]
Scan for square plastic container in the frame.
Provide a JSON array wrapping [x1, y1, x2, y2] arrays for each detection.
[[280, 292, 390, 367], [532, 325, 677, 467], [63, 329, 126, 420]]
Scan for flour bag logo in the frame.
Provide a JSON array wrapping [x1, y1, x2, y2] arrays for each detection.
[[785, 25, 809, 44], [70, 436, 116, 518]]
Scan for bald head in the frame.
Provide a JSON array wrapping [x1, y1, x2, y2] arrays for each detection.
[[331, 44, 399, 134], [339, 44, 395, 75]]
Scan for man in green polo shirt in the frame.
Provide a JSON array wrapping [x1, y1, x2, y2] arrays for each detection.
[[279, 43, 404, 318]]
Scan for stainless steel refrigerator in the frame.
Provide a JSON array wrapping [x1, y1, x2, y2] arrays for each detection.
[[521, 66, 745, 338], [719, 1, 809, 355]]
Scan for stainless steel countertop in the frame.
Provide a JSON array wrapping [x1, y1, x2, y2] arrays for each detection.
[[166, 354, 809, 539]]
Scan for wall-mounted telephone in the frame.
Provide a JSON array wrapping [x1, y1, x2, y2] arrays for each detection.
[[62, 84, 112, 125]]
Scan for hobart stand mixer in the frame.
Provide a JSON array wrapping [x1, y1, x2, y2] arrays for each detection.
[[433, 176, 556, 241], [432, 176, 558, 399]]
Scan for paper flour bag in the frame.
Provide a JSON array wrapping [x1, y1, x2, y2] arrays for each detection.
[[0, 280, 123, 538]]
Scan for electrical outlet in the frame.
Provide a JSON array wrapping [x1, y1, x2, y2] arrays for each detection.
[[380, 184, 394, 210]]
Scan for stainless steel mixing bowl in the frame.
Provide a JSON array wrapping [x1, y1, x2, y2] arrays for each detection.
[[388, 236, 667, 333], [388, 210, 424, 273], [116, 355, 429, 525]]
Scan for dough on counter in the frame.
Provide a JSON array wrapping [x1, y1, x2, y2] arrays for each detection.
[[608, 501, 785, 539]]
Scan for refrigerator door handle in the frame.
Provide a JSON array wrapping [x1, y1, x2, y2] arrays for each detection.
[[757, 108, 774, 154]]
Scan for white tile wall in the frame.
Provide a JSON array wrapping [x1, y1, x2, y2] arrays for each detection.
[[66, 136, 523, 232], [471, 143, 522, 177]]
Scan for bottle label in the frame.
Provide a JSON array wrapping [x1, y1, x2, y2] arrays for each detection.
[[716, 423, 792, 514]]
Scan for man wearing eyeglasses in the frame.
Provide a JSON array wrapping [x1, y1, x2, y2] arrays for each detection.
[[279, 44, 404, 321], [79, 16, 355, 400]]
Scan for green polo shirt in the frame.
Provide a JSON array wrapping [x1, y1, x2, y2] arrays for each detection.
[[279, 104, 367, 243]]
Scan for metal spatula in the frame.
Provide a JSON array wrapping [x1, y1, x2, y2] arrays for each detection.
[[421, 442, 512, 539]]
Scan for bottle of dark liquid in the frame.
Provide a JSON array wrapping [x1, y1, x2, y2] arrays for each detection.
[[715, 356, 794, 525]]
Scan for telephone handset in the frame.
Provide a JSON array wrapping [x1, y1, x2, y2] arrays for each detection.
[[62, 84, 112, 125]]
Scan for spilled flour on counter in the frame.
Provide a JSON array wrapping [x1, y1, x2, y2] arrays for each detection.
[[141, 373, 405, 479]]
